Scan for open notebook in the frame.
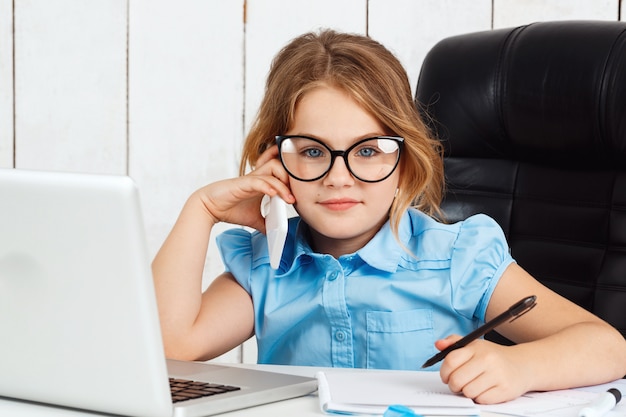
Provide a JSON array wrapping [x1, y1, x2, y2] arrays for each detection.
[[0, 168, 317, 417], [316, 369, 479, 416]]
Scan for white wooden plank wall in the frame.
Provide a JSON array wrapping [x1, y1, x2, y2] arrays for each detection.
[[0, 0, 12, 168], [0, 0, 623, 364], [13, 0, 128, 173]]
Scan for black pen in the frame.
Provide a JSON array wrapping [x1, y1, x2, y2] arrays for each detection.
[[421, 295, 537, 368]]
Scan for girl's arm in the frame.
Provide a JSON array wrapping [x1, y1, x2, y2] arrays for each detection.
[[152, 147, 294, 361], [152, 190, 255, 361], [439, 263, 626, 404]]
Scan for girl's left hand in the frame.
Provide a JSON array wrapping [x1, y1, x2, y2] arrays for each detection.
[[436, 335, 532, 404]]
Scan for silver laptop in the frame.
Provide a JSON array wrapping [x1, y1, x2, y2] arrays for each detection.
[[0, 168, 317, 417]]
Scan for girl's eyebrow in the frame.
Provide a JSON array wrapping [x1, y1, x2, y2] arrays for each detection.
[[289, 132, 388, 147]]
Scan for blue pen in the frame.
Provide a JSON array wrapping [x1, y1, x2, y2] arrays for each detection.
[[383, 404, 423, 417]]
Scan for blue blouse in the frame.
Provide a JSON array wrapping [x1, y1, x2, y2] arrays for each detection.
[[216, 208, 514, 370]]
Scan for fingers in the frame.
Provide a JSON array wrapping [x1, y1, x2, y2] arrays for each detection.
[[256, 144, 279, 167], [248, 145, 294, 203], [439, 340, 474, 385], [239, 174, 286, 200], [438, 340, 526, 404], [440, 345, 491, 398], [434, 334, 462, 351], [196, 144, 294, 230]]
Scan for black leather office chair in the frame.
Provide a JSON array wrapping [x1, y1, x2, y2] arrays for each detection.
[[415, 21, 626, 341]]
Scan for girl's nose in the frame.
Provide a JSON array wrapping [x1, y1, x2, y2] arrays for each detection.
[[322, 156, 355, 187]]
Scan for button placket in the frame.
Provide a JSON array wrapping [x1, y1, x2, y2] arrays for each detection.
[[322, 260, 354, 367]]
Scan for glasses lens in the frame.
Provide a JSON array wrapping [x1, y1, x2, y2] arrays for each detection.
[[347, 138, 401, 182], [278, 136, 402, 182], [279, 137, 331, 181]]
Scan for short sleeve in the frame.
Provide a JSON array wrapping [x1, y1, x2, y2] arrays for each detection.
[[215, 228, 254, 293], [450, 214, 515, 322]]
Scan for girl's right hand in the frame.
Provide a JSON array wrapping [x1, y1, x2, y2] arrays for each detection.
[[194, 145, 294, 233]]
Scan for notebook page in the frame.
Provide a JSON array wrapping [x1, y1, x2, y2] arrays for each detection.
[[480, 379, 626, 417], [316, 369, 479, 415]]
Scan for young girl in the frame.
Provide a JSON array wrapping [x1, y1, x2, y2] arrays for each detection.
[[152, 29, 626, 404]]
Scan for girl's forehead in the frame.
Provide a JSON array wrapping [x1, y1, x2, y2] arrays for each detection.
[[288, 86, 386, 148]]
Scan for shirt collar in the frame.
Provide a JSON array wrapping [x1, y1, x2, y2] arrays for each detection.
[[282, 210, 415, 274], [356, 210, 413, 273]]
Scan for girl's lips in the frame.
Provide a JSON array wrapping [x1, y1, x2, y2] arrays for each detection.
[[319, 198, 360, 211]]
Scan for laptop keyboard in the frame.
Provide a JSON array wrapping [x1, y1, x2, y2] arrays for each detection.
[[169, 378, 241, 403]]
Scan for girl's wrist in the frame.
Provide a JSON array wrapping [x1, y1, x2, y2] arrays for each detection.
[[188, 190, 220, 227]]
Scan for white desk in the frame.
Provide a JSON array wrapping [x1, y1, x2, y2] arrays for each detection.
[[0, 393, 321, 417], [0, 363, 515, 417], [0, 364, 322, 417], [3, 363, 621, 417]]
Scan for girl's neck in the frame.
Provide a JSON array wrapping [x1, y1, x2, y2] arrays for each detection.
[[305, 220, 384, 259]]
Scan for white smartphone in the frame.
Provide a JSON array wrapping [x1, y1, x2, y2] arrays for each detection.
[[260, 195, 288, 269]]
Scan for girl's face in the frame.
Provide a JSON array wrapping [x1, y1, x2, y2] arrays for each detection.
[[284, 85, 400, 257]]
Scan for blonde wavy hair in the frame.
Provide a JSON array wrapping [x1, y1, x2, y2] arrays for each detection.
[[240, 29, 444, 240]]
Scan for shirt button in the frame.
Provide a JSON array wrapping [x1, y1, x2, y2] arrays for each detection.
[[328, 271, 339, 281], [335, 331, 346, 341]]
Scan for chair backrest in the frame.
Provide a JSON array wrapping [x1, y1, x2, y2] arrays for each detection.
[[415, 21, 626, 339]]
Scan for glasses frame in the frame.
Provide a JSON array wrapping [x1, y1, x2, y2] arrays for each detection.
[[275, 135, 404, 183]]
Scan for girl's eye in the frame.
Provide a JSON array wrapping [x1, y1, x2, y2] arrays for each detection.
[[302, 148, 324, 158], [355, 147, 378, 157]]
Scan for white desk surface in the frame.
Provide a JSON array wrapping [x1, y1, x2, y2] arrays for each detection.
[[0, 363, 500, 417], [0, 393, 320, 417], [1, 364, 314, 417]]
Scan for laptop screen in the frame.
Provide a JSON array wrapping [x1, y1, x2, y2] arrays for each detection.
[[0, 169, 173, 417]]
